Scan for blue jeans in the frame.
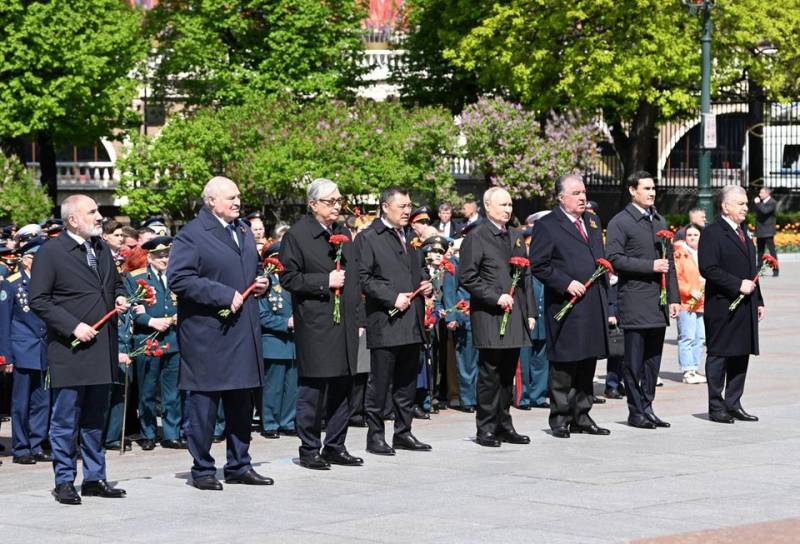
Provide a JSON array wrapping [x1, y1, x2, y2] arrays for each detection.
[[677, 311, 706, 371]]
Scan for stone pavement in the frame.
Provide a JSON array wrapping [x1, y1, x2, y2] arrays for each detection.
[[0, 263, 798, 544]]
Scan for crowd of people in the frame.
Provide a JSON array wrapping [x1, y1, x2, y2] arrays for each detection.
[[0, 171, 776, 505]]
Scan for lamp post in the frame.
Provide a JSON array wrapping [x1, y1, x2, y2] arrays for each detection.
[[683, 0, 716, 218]]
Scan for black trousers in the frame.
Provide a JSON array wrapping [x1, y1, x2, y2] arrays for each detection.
[[549, 359, 596, 429], [348, 373, 368, 421], [705, 354, 749, 415], [476, 348, 519, 435], [622, 328, 666, 421], [296, 376, 352, 458], [365, 344, 420, 443]]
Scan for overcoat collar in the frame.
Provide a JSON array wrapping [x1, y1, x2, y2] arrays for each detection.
[[553, 206, 590, 246], [623, 202, 663, 223], [199, 206, 241, 255], [58, 230, 109, 285], [717, 216, 750, 257]]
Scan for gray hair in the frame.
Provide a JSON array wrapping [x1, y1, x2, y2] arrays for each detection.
[[483, 187, 509, 207], [60, 194, 93, 228], [719, 185, 746, 208], [272, 223, 291, 239], [307, 178, 338, 203], [202, 176, 236, 206], [555, 174, 583, 197]]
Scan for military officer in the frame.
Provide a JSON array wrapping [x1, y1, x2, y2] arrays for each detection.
[[128, 236, 184, 449], [0, 237, 51, 464]]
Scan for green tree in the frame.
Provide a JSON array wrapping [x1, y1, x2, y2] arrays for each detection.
[[116, 97, 459, 223], [0, 0, 147, 204], [147, 0, 367, 107], [425, 0, 800, 181], [0, 152, 53, 226]]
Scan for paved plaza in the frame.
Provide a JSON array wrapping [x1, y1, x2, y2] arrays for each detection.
[[0, 261, 798, 543]]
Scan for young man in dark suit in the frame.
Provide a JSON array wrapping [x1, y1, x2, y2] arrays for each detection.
[[753, 186, 778, 276]]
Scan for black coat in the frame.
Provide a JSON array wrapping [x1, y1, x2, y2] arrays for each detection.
[[530, 209, 608, 362], [167, 207, 263, 391], [29, 233, 126, 388], [754, 198, 777, 238], [606, 204, 679, 329], [279, 216, 359, 378], [698, 217, 763, 356], [357, 219, 426, 349], [458, 220, 536, 349]]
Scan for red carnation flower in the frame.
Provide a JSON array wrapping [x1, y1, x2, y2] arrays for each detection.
[[596, 258, 614, 275], [328, 234, 350, 245], [508, 256, 530, 268]]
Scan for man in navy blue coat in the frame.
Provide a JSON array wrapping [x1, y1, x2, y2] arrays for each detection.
[[530, 175, 610, 439], [0, 237, 51, 465], [167, 176, 272, 490]]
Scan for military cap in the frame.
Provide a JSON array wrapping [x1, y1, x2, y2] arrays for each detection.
[[141, 236, 173, 252], [409, 207, 431, 224], [528, 210, 550, 224], [14, 223, 42, 243], [263, 241, 280, 258], [422, 234, 449, 255], [17, 236, 46, 256]]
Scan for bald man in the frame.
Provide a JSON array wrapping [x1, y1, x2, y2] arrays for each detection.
[[168, 176, 272, 490], [30, 194, 129, 504]]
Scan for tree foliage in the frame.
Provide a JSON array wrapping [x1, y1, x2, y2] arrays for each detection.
[[460, 97, 602, 198], [147, 0, 368, 107], [0, 153, 53, 226], [116, 97, 459, 222]]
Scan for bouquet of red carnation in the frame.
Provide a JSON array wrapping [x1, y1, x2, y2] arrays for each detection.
[[500, 256, 530, 336], [72, 279, 156, 348], [656, 230, 674, 306], [219, 256, 284, 318], [729, 254, 778, 311], [442, 298, 470, 317], [424, 306, 437, 328], [555, 258, 614, 322], [0, 355, 7, 366], [329, 234, 350, 324], [126, 331, 171, 358]]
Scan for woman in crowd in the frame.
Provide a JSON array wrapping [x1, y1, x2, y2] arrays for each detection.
[[673, 224, 707, 385]]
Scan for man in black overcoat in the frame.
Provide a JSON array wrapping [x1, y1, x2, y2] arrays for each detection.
[[459, 188, 536, 447], [698, 185, 765, 423], [358, 187, 432, 455], [29, 195, 129, 504], [530, 175, 610, 439], [606, 171, 679, 430], [167, 177, 272, 490], [753, 186, 779, 276], [280, 178, 363, 470]]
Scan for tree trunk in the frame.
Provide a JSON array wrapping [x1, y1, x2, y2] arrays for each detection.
[[608, 101, 659, 208], [0, 137, 25, 162], [37, 132, 58, 213]]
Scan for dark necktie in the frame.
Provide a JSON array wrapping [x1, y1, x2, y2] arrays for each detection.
[[84, 241, 99, 274], [226, 223, 239, 248], [575, 218, 589, 243], [643, 210, 653, 222], [394, 228, 407, 254], [736, 225, 746, 246]]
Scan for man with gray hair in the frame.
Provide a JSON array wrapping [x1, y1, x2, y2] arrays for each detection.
[[698, 185, 765, 424], [168, 176, 272, 490]]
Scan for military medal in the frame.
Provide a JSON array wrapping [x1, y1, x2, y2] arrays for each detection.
[[590, 218, 598, 229]]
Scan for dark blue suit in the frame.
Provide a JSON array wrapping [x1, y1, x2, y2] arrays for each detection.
[[103, 309, 134, 448], [518, 277, 549, 407], [128, 266, 181, 441], [167, 207, 263, 480], [442, 257, 477, 408], [259, 276, 297, 433], [0, 270, 50, 457]]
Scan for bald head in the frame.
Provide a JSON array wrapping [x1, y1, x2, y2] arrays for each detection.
[[61, 194, 103, 238], [483, 187, 513, 225], [719, 185, 748, 225], [203, 176, 241, 223]]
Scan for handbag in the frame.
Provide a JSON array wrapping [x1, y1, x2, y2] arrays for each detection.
[[607, 325, 625, 359]]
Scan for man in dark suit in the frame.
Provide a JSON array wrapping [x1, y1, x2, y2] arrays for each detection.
[[29, 194, 129, 505], [434, 202, 463, 239], [699, 185, 765, 424], [531, 175, 610, 439], [459, 188, 536, 447], [358, 187, 433, 455], [753, 186, 778, 277], [0, 237, 51, 465], [168, 176, 272, 490], [280, 178, 363, 470], [606, 171, 680, 430]]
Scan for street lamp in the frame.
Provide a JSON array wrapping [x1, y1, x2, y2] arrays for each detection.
[[683, 0, 717, 219]]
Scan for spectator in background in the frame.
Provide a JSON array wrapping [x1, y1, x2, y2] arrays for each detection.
[[121, 226, 139, 252], [674, 224, 707, 385], [754, 186, 779, 277], [434, 203, 462, 239], [675, 208, 707, 241], [102, 220, 125, 262], [461, 198, 481, 226]]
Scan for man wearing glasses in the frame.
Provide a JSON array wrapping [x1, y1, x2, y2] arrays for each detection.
[[357, 187, 433, 455]]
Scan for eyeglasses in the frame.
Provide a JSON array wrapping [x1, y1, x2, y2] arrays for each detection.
[[317, 198, 344, 207]]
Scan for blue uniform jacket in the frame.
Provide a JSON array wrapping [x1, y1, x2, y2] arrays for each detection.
[[442, 257, 471, 331], [530, 276, 546, 341], [0, 271, 47, 371], [127, 266, 178, 355], [259, 274, 295, 360]]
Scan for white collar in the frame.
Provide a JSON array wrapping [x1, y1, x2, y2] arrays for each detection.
[[761, 196, 771, 203], [381, 217, 401, 231], [559, 206, 581, 223], [66, 229, 87, 246], [631, 202, 650, 216], [213, 213, 233, 229], [487, 218, 506, 231], [721, 214, 740, 231]]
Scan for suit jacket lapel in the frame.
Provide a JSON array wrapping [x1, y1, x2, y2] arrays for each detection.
[[719, 218, 749, 258], [555, 208, 588, 245], [201, 207, 241, 254], [61, 234, 102, 286]]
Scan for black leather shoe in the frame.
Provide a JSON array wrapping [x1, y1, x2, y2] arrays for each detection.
[[192, 475, 223, 490], [729, 408, 758, 422], [13, 455, 36, 465], [366, 439, 396, 456], [139, 438, 156, 451], [497, 430, 531, 444], [53, 482, 81, 505], [412, 406, 430, 420], [570, 423, 611, 435], [628, 417, 657, 429], [299, 453, 331, 470], [226, 468, 274, 485], [105, 440, 132, 452], [81, 480, 126, 498], [592, 396, 606, 404], [279, 428, 297, 436], [515, 404, 532, 411], [604, 388, 623, 399], [551, 426, 570, 438], [532, 401, 550, 409], [33, 452, 52, 462], [348, 416, 367, 427], [456, 405, 476, 413], [161, 439, 188, 449], [645, 413, 671, 428], [475, 432, 501, 447], [709, 412, 735, 423], [260, 430, 280, 439], [392, 433, 432, 451], [322, 447, 364, 466]]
